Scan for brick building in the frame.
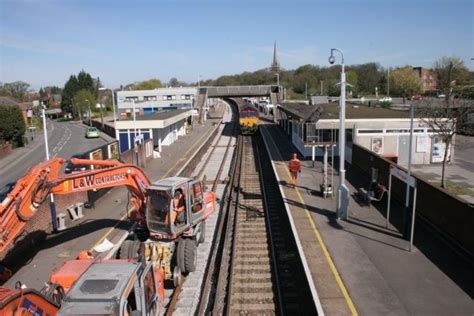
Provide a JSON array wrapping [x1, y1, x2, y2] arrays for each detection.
[[413, 67, 438, 93]]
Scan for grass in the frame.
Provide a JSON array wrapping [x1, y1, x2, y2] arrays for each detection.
[[428, 180, 473, 196]]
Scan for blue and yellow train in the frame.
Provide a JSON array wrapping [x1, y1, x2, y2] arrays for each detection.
[[239, 104, 260, 135]]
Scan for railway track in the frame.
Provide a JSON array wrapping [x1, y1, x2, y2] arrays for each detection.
[[205, 131, 317, 315]]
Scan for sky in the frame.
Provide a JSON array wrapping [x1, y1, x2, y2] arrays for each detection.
[[1, 0, 473, 90]]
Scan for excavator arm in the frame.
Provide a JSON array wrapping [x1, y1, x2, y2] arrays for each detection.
[[0, 158, 151, 253]]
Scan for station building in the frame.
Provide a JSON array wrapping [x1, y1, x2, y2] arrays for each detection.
[[114, 109, 194, 153], [116, 87, 197, 118], [275, 102, 452, 165]]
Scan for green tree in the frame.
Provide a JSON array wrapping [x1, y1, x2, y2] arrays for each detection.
[[62, 70, 96, 117], [433, 56, 470, 104], [0, 105, 26, 147], [133, 79, 163, 90], [73, 89, 96, 122], [351, 63, 383, 95], [39, 87, 46, 98], [2, 81, 30, 101], [61, 75, 79, 114], [346, 70, 359, 96], [390, 66, 423, 103]]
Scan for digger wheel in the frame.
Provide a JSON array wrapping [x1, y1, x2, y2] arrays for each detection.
[[184, 239, 197, 273], [119, 240, 141, 260]]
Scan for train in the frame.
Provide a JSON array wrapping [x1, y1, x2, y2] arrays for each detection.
[[239, 104, 260, 135]]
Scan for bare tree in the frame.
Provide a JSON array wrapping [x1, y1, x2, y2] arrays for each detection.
[[417, 99, 474, 188], [433, 56, 469, 104]]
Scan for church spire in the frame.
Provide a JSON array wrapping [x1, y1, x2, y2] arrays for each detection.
[[271, 40, 280, 73]]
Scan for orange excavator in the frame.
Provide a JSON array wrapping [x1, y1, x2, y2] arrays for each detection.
[[0, 157, 218, 314]]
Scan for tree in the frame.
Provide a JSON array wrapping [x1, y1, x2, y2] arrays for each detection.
[[61, 70, 95, 117], [73, 89, 96, 122], [350, 63, 383, 95], [133, 79, 162, 90], [433, 56, 470, 104], [0, 105, 26, 147], [416, 99, 474, 188], [61, 75, 79, 114], [346, 70, 359, 96], [390, 66, 423, 103], [2, 81, 30, 101], [39, 88, 46, 98]]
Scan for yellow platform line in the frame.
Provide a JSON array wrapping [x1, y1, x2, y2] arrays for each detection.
[[266, 131, 358, 315], [90, 211, 130, 252]]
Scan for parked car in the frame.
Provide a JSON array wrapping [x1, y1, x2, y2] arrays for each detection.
[[65, 153, 88, 174], [0, 182, 16, 201], [85, 127, 100, 138], [410, 95, 423, 101]]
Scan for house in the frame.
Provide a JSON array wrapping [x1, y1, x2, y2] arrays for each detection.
[[0, 96, 32, 125]]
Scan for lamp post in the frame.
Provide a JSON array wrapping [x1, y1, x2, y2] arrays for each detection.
[[42, 106, 58, 232], [329, 48, 349, 220]]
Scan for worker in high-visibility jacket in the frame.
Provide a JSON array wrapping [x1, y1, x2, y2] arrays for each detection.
[[288, 153, 301, 187]]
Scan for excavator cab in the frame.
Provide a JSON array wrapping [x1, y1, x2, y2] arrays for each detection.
[[145, 177, 206, 240]]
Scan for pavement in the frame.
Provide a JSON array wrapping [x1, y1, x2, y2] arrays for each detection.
[[261, 123, 474, 315], [4, 104, 226, 290], [412, 134, 474, 203]]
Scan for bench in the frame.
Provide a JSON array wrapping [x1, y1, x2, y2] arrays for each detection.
[[358, 184, 387, 205]]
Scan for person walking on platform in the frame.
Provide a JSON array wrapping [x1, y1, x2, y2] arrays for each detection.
[[288, 153, 301, 187]]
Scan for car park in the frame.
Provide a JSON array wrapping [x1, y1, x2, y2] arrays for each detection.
[[85, 127, 100, 138]]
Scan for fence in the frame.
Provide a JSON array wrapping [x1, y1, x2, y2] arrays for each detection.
[[352, 143, 474, 257]]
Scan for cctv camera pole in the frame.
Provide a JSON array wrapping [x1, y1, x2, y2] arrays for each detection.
[[42, 107, 58, 232], [329, 48, 349, 220]]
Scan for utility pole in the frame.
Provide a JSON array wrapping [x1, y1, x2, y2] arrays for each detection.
[[305, 82, 308, 99], [42, 106, 58, 232], [320, 80, 324, 95]]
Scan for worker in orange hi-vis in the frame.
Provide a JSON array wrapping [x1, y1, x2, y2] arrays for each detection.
[[288, 153, 301, 187]]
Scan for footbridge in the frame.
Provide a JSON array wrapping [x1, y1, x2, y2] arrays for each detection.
[[196, 85, 282, 123]]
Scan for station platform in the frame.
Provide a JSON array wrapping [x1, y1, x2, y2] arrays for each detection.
[[4, 103, 227, 290], [260, 124, 474, 315]]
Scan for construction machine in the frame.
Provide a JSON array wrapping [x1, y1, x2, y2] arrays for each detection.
[[0, 157, 218, 313]]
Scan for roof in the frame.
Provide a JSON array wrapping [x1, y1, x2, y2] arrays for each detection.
[[278, 102, 410, 122], [151, 176, 190, 189], [0, 96, 20, 107], [120, 109, 190, 121], [66, 261, 139, 301], [0, 96, 32, 111]]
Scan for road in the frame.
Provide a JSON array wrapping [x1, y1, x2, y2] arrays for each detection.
[[0, 119, 115, 188]]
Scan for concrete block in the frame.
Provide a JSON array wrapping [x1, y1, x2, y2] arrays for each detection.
[[67, 205, 79, 221], [57, 213, 67, 231]]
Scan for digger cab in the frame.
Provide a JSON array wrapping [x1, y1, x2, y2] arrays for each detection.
[[146, 177, 206, 239]]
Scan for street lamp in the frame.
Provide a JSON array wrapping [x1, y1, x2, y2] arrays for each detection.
[[41, 105, 58, 232], [329, 48, 349, 220]]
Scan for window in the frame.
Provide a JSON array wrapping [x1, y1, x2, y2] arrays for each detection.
[[181, 95, 186, 100], [125, 96, 139, 102], [185, 95, 191, 100], [190, 182, 203, 213], [358, 129, 383, 134], [144, 96, 157, 101]]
